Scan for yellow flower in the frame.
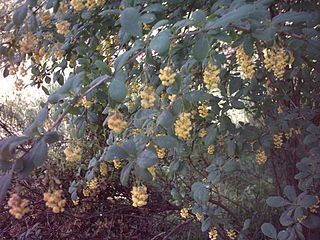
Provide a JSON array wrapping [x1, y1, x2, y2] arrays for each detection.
[[56, 20, 70, 35], [64, 146, 81, 161], [264, 47, 293, 79], [195, 212, 202, 221], [87, 178, 98, 190], [59, 1, 68, 12], [19, 32, 36, 53], [226, 229, 237, 240], [155, 145, 166, 159], [72, 197, 80, 206], [8, 193, 30, 219], [71, 0, 85, 11], [140, 86, 156, 108], [203, 64, 219, 91], [43, 190, 66, 213], [113, 159, 122, 169], [273, 133, 283, 148], [198, 128, 207, 138], [79, 96, 92, 108], [297, 215, 307, 223], [198, 104, 209, 118], [209, 227, 218, 240], [107, 112, 127, 133], [82, 188, 90, 197], [174, 112, 192, 140], [159, 67, 176, 86], [100, 162, 108, 176], [180, 208, 189, 219], [236, 45, 255, 79], [207, 145, 215, 154], [132, 128, 141, 136], [148, 166, 156, 180], [309, 196, 320, 213], [131, 185, 148, 208], [256, 149, 267, 165], [14, 79, 24, 91], [40, 12, 51, 26]]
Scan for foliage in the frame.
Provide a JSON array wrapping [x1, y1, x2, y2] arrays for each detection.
[[1, 0, 320, 239]]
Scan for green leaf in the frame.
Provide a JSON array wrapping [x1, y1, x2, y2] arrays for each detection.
[[301, 214, 320, 229], [137, 150, 158, 168], [108, 79, 127, 103], [231, 100, 245, 109], [191, 10, 206, 27], [13, 4, 28, 26], [156, 111, 174, 129], [184, 90, 213, 103], [261, 223, 277, 239], [284, 185, 296, 202], [134, 166, 152, 182], [229, 77, 242, 95], [0, 173, 12, 203], [266, 196, 290, 207], [201, 217, 212, 232], [298, 194, 318, 208], [140, 13, 156, 23], [30, 140, 48, 167], [120, 7, 142, 37], [191, 182, 209, 203], [103, 145, 129, 161], [150, 30, 171, 54], [120, 161, 134, 186], [192, 36, 209, 61], [153, 135, 178, 149]]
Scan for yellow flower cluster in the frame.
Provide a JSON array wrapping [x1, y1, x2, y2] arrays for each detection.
[[209, 227, 218, 240], [285, 128, 301, 140], [195, 212, 202, 221], [53, 44, 64, 60], [168, 94, 177, 104], [198, 104, 209, 118], [87, 178, 98, 190], [14, 79, 24, 91], [159, 67, 176, 86], [203, 64, 219, 91], [140, 86, 156, 108], [180, 208, 189, 218], [264, 47, 293, 79], [198, 128, 207, 138], [34, 47, 46, 64], [226, 229, 237, 240], [174, 112, 192, 140], [113, 159, 122, 169], [8, 193, 30, 219], [297, 215, 307, 223], [155, 145, 166, 159], [72, 197, 80, 206], [79, 96, 92, 108], [236, 46, 255, 79], [20, 32, 37, 53], [100, 162, 108, 176], [58, 1, 68, 12], [9, 65, 16, 75], [56, 20, 70, 35], [107, 112, 127, 133], [256, 149, 267, 165], [71, 0, 85, 12], [85, 0, 105, 9], [132, 128, 141, 136], [40, 12, 51, 26], [207, 145, 215, 154], [309, 197, 320, 213], [83, 188, 90, 197], [19, 65, 27, 77], [148, 166, 156, 180], [64, 146, 81, 161], [131, 185, 148, 208], [273, 133, 283, 148], [43, 190, 66, 213]]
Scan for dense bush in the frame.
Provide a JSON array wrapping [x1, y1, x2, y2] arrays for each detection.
[[1, 0, 320, 239]]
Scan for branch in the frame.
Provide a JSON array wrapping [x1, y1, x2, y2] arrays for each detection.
[[162, 218, 193, 240]]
